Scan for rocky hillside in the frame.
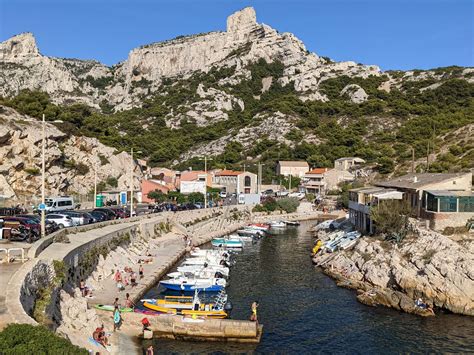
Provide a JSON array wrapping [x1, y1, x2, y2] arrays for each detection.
[[1, 7, 473, 183], [0, 106, 142, 200]]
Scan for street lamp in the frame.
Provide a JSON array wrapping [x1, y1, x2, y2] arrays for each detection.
[[41, 114, 46, 238], [130, 148, 142, 217], [199, 157, 213, 208]]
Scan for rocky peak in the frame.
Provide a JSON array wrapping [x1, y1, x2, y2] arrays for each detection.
[[0, 32, 39, 61], [226, 7, 257, 33]]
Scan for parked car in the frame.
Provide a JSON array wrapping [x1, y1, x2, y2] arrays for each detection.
[[54, 211, 87, 226], [45, 214, 74, 228], [219, 191, 227, 198], [16, 214, 59, 234], [110, 208, 127, 219], [89, 210, 108, 222], [93, 208, 118, 220]]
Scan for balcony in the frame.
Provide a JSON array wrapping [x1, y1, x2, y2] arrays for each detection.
[[348, 200, 370, 214]]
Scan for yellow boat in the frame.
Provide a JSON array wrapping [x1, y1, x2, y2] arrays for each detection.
[[312, 240, 323, 256], [143, 301, 227, 319]]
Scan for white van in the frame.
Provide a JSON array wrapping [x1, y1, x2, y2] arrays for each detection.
[[45, 196, 75, 212]]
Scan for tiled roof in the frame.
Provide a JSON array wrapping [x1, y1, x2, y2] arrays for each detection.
[[215, 170, 242, 176], [306, 168, 331, 175]]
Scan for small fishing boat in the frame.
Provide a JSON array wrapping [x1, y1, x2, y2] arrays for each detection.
[[338, 231, 362, 251], [177, 264, 229, 276], [248, 223, 270, 231], [159, 277, 226, 292], [211, 237, 243, 248], [237, 228, 265, 237], [314, 219, 334, 231], [283, 220, 300, 226], [269, 220, 286, 228]]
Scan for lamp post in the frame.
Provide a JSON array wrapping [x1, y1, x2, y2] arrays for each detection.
[[129, 148, 142, 218], [199, 157, 213, 208], [257, 163, 265, 194], [93, 164, 97, 208], [41, 114, 46, 238]]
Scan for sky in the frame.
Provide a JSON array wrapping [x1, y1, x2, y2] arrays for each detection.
[[0, 0, 472, 71]]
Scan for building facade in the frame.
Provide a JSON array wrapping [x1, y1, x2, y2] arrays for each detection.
[[213, 170, 257, 194], [334, 157, 365, 171], [276, 161, 309, 177], [348, 187, 403, 234]]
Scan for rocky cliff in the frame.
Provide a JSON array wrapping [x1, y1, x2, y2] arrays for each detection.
[[0, 106, 142, 201], [312, 222, 474, 316], [0, 7, 379, 110], [1, 7, 473, 177]]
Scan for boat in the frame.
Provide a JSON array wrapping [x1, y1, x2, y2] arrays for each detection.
[[190, 248, 230, 258], [182, 256, 229, 266], [248, 223, 270, 231], [143, 291, 230, 318], [269, 220, 286, 228], [94, 304, 133, 312], [167, 269, 226, 280], [311, 240, 323, 256], [314, 219, 334, 231], [211, 237, 243, 248], [338, 231, 362, 250], [283, 220, 300, 226], [236, 228, 265, 237], [227, 233, 254, 242], [177, 264, 229, 276], [159, 277, 226, 292]]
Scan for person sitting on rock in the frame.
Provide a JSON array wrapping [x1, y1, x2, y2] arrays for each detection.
[[93, 324, 109, 347]]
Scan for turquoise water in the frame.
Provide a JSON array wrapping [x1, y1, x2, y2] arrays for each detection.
[[142, 221, 474, 353]]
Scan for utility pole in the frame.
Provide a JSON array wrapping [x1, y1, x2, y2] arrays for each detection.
[[93, 164, 97, 208], [41, 114, 46, 238], [130, 148, 134, 218], [199, 157, 212, 208], [426, 142, 430, 172], [411, 147, 415, 173], [289, 174, 292, 192], [257, 163, 264, 194]]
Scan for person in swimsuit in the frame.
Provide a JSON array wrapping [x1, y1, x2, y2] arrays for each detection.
[[139, 265, 144, 279], [250, 301, 259, 323]]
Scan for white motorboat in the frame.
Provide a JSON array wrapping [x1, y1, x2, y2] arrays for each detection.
[[314, 219, 334, 231], [182, 257, 227, 266], [160, 276, 226, 292], [338, 231, 362, 250], [247, 223, 270, 232], [237, 228, 265, 237], [177, 264, 229, 277], [167, 269, 226, 280], [269, 220, 286, 228], [283, 220, 300, 226], [190, 248, 230, 258]]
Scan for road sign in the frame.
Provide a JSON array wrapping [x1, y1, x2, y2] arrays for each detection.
[[38, 203, 46, 211]]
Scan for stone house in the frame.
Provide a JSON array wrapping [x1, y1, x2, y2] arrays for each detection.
[[303, 168, 354, 195], [374, 173, 473, 231], [276, 161, 309, 177], [213, 170, 257, 194], [348, 186, 403, 234], [334, 157, 365, 171]]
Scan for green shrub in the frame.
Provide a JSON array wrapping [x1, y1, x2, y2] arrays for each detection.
[[0, 324, 87, 354], [106, 176, 118, 187], [25, 167, 40, 175], [277, 197, 300, 213], [75, 162, 90, 175], [98, 154, 109, 165]]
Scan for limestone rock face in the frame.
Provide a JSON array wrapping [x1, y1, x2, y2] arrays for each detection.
[[340, 84, 368, 103], [0, 7, 381, 111], [313, 221, 474, 316], [0, 106, 142, 200]]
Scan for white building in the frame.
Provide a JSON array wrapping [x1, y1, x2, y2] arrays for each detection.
[[276, 161, 309, 178]]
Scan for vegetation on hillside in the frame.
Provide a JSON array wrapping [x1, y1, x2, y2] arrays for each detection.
[[1, 62, 472, 183], [0, 324, 87, 354]]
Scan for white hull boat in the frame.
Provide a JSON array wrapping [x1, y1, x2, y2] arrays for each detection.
[[177, 265, 229, 276]]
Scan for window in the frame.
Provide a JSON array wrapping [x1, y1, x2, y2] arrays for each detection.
[[244, 176, 251, 187], [439, 196, 457, 212], [459, 196, 474, 212], [426, 193, 438, 212]]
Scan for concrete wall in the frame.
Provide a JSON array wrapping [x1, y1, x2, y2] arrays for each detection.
[[421, 210, 474, 231]]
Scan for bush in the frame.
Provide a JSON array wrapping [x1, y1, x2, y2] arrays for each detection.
[[370, 200, 412, 243], [106, 176, 118, 187], [98, 154, 109, 165], [25, 167, 40, 175], [261, 197, 277, 212], [277, 197, 300, 213], [0, 324, 87, 354], [148, 189, 166, 203], [75, 162, 90, 175]]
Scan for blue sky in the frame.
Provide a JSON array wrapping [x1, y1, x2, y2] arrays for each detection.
[[1, 0, 472, 70]]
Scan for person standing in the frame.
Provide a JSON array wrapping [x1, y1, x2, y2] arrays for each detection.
[[113, 306, 122, 331], [139, 264, 144, 279], [250, 301, 259, 324], [146, 345, 154, 355]]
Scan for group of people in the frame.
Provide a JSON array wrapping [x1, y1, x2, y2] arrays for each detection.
[[79, 279, 93, 297], [114, 265, 144, 291]]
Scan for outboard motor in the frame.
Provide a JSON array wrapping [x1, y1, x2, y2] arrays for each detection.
[[224, 301, 233, 312], [203, 262, 208, 268], [214, 271, 224, 279]]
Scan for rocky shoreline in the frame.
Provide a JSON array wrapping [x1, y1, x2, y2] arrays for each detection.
[[312, 221, 474, 317]]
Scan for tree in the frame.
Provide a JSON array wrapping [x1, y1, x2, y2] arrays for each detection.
[[0, 324, 87, 354], [147, 189, 167, 203], [277, 197, 300, 213], [377, 157, 395, 174], [370, 200, 412, 243], [187, 192, 204, 203]]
